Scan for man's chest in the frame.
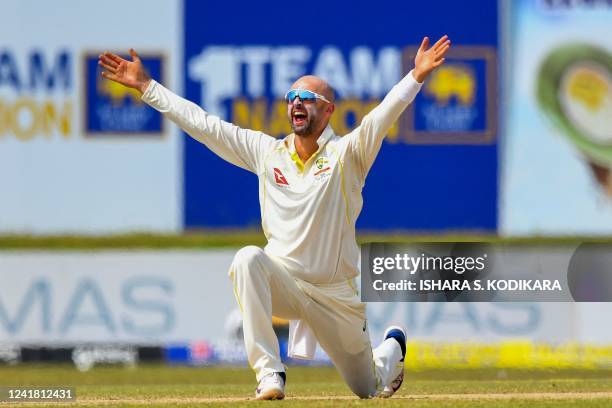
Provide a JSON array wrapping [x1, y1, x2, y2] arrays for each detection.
[[265, 148, 342, 195]]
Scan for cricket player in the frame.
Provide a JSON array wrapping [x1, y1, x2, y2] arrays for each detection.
[[98, 35, 450, 399]]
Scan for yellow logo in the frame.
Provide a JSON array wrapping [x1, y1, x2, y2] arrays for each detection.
[[315, 157, 329, 169], [425, 65, 476, 106], [567, 68, 608, 112]]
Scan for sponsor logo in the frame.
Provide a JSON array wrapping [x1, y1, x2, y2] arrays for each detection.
[[0, 49, 72, 141], [188, 45, 402, 140], [187, 45, 496, 145], [72, 345, 137, 371], [426, 65, 476, 106], [314, 166, 331, 176], [401, 46, 497, 144], [0, 277, 175, 338], [273, 167, 289, 185], [83, 52, 164, 136], [0, 344, 20, 364]]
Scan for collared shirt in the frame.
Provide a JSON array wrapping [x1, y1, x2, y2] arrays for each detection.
[[142, 72, 423, 284]]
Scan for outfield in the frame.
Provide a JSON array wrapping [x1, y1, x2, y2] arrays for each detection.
[[2, 233, 612, 250], [1, 365, 611, 407], [2, 234, 611, 407]]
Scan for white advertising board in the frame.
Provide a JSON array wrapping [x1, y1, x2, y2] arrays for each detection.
[[501, 0, 612, 235], [0, 250, 237, 344], [2, 250, 610, 345], [0, 0, 181, 233]]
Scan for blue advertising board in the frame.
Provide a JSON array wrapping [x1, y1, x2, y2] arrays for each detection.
[[183, 0, 498, 231], [84, 53, 164, 136]]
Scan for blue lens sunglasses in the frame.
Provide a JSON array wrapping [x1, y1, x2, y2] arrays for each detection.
[[285, 89, 331, 104]]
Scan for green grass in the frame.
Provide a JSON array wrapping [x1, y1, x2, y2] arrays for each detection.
[[2, 232, 612, 250], [1, 365, 611, 407]]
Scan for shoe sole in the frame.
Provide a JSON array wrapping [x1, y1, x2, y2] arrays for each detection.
[[378, 390, 393, 398], [378, 369, 404, 398], [255, 388, 285, 400]]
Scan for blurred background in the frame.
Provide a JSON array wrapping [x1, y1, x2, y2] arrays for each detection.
[[0, 0, 611, 373]]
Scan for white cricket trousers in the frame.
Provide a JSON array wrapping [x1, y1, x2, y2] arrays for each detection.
[[228, 246, 403, 398]]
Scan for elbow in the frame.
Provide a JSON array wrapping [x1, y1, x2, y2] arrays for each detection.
[[360, 111, 374, 134], [360, 111, 387, 140]]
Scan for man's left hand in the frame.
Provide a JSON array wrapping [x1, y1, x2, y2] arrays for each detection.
[[413, 35, 451, 83]]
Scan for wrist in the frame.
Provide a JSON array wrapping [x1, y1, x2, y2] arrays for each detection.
[[139, 78, 152, 94], [412, 68, 427, 83]]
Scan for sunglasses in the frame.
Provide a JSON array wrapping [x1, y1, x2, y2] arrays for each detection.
[[285, 89, 331, 104]]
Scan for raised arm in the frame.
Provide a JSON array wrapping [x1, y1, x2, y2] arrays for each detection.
[[98, 49, 274, 173], [99, 49, 152, 93], [347, 35, 451, 180]]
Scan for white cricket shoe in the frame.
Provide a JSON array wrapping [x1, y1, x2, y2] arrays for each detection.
[[378, 325, 407, 398], [255, 372, 285, 400]]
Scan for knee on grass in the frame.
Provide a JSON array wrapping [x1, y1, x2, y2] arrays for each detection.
[[345, 378, 377, 399], [352, 387, 376, 399]]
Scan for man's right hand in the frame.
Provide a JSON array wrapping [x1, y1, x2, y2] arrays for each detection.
[[98, 49, 151, 94]]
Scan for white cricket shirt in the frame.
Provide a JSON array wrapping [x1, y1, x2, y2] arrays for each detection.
[[142, 72, 422, 284]]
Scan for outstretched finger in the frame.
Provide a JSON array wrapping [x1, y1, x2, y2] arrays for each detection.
[[98, 60, 118, 74], [101, 71, 118, 82], [418, 37, 430, 53], [433, 58, 446, 68], [129, 48, 141, 62], [432, 35, 449, 51], [99, 54, 119, 69], [103, 51, 124, 65], [435, 43, 451, 58]]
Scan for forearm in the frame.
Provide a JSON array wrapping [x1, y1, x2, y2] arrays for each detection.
[[141, 79, 209, 138], [350, 69, 423, 179], [361, 69, 423, 138], [398, 69, 424, 100], [141, 80, 265, 172], [373, 69, 422, 119]]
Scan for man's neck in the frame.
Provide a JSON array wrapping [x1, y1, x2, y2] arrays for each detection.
[[294, 129, 324, 163]]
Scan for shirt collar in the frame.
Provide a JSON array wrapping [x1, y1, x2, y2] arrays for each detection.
[[285, 124, 335, 153]]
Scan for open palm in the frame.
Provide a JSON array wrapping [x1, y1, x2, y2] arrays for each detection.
[[413, 35, 451, 82], [98, 49, 151, 94]]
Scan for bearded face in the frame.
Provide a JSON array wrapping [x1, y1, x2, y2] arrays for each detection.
[[288, 97, 325, 137]]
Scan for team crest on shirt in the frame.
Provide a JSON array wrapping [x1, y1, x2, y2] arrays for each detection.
[[315, 157, 329, 170], [313, 157, 332, 182]]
